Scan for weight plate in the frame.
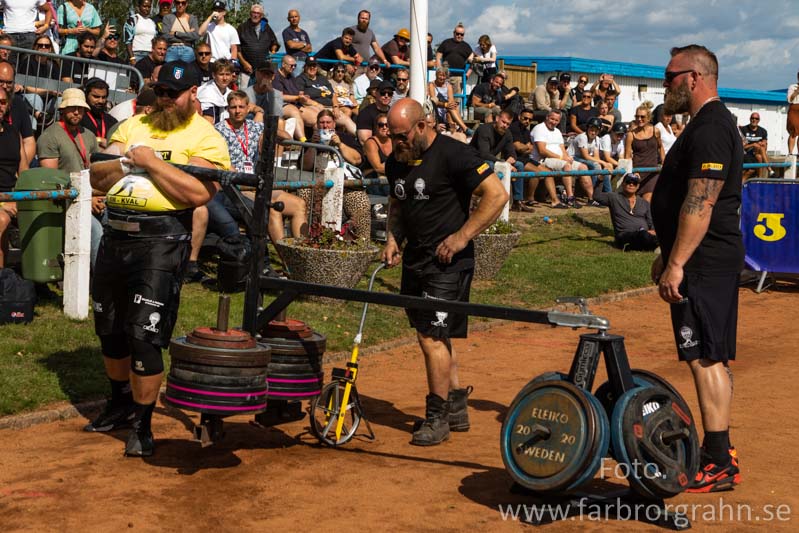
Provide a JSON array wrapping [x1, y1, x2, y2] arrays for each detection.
[[265, 388, 321, 400], [163, 394, 267, 416], [259, 332, 327, 354], [269, 352, 324, 366], [611, 386, 700, 499], [595, 369, 683, 420], [171, 360, 268, 377], [267, 362, 322, 374], [168, 374, 268, 395], [567, 391, 610, 491], [191, 326, 252, 342], [531, 371, 569, 384], [170, 337, 271, 367], [500, 380, 598, 493], [170, 367, 268, 387], [310, 381, 362, 446], [266, 374, 324, 393], [186, 333, 257, 350]]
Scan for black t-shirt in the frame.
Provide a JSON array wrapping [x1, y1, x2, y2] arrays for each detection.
[[569, 106, 599, 132], [469, 123, 515, 162], [60, 54, 91, 85], [651, 100, 744, 273], [189, 62, 212, 85], [739, 125, 767, 152], [8, 95, 33, 140], [295, 73, 333, 106], [18, 56, 60, 80], [273, 70, 299, 96], [385, 134, 493, 273], [315, 37, 356, 62], [97, 51, 126, 65], [0, 123, 20, 192], [509, 120, 531, 143], [81, 110, 118, 140], [134, 55, 159, 80], [471, 82, 503, 106], [356, 103, 388, 132], [437, 38, 472, 70]]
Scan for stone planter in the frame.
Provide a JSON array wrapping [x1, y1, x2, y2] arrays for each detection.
[[473, 232, 521, 280], [274, 238, 379, 289]]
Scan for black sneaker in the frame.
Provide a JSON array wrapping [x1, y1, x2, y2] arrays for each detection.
[[411, 394, 450, 446], [83, 402, 135, 432], [124, 424, 155, 457], [448, 386, 473, 432]]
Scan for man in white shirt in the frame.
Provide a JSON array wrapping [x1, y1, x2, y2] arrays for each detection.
[[198, 0, 239, 62], [0, 0, 52, 51], [532, 110, 587, 208], [600, 121, 627, 169], [568, 116, 610, 199], [353, 57, 382, 105]]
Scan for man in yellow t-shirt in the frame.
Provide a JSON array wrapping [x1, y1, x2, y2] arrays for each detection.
[[87, 61, 230, 458]]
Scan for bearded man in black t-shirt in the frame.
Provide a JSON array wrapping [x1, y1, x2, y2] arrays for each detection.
[[651, 44, 744, 494], [382, 98, 508, 447]]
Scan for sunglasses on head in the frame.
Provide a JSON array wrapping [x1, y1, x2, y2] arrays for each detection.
[[153, 86, 185, 99]]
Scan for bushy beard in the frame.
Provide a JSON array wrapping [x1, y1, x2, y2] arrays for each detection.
[[145, 99, 195, 131], [394, 133, 430, 163], [663, 79, 691, 115]]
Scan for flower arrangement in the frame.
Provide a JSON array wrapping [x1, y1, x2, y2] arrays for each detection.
[[297, 221, 372, 250], [483, 218, 515, 235]]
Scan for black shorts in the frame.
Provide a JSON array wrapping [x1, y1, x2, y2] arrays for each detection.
[[743, 151, 758, 164], [92, 234, 190, 348], [668, 271, 739, 363], [401, 267, 473, 339]]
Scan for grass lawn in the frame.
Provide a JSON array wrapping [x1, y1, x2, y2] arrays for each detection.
[[0, 210, 656, 417]]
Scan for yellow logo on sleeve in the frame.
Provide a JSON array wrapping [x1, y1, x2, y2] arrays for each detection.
[[477, 163, 490, 174], [701, 162, 723, 171]]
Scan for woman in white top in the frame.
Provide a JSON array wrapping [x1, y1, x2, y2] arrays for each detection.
[[124, 0, 157, 64], [467, 34, 496, 83], [655, 110, 677, 154]]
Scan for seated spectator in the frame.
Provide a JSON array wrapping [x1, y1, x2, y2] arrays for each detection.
[[208, 90, 304, 248], [93, 23, 126, 64], [199, 0, 240, 62], [556, 73, 575, 113], [282, 9, 312, 74], [596, 101, 615, 134], [356, 79, 393, 143], [569, 88, 599, 134], [0, 62, 35, 164], [57, 0, 102, 56], [381, 28, 410, 68], [315, 27, 361, 75], [60, 32, 98, 85], [37, 88, 103, 266], [390, 69, 409, 106], [359, 78, 381, 111], [495, 71, 522, 116], [191, 42, 213, 85], [133, 36, 168, 86], [362, 112, 392, 192], [124, 0, 158, 64], [328, 63, 358, 119], [739, 112, 774, 178], [590, 73, 620, 106], [428, 66, 470, 135], [272, 55, 321, 140], [469, 109, 533, 212], [198, 58, 234, 124], [296, 56, 356, 135], [531, 75, 559, 116], [80, 78, 118, 148], [466, 34, 497, 83], [509, 108, 544, 208], [0, 87, 29, 269], [19, 36, 60, 129], [572, 75, 589, 103], [599, 121, 627, 169], [301, 109, 370, 240], [568, 117, 612, 197], [237, 3, 278, 87], [593, 173, 658, 251], [353, 58, 382, 105], [160, 0, 201, 62], [604, 91, 622, 124], [532, 110, 589, 208], [624, 101, 663, 202], [471, 73, 506, 123]]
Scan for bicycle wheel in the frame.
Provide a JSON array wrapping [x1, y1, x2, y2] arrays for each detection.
[[310, 380, 362, 447]]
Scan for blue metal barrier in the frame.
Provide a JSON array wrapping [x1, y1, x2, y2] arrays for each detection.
[[0, 189, 78, 202]]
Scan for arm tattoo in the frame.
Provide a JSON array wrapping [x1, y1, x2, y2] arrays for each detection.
[[682, 178, 723, 217]]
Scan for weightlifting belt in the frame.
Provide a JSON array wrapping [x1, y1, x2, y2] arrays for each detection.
[[107, 210, 192, 239]]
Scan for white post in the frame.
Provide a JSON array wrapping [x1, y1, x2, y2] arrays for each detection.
[[321, 166, 344, 231], [785, 155, 797, 179], [494, 161, 512, 222], [617, 158, 633, 188], [408, 0, 428, 105], [63, 170, 91, 320]]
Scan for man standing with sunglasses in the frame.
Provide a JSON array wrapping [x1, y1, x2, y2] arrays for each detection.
[[381, 98, 508, 446], [87, 61, 230, 457], [651, 45, 744, 493], [435, 24, 472, 98]]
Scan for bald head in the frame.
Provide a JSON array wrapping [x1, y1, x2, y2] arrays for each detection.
[[388, 98, 424, 128]]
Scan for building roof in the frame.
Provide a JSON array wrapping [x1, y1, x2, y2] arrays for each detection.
[[501, 55, 787, 105]]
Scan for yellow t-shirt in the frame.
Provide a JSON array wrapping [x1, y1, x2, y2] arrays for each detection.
[[106, 113, 231, 212]]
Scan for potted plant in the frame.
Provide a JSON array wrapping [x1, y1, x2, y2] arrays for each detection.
[[473, 219, 521, 280]]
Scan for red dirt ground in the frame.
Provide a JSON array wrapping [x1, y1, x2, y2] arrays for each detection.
[[0, 287, 797, 531]]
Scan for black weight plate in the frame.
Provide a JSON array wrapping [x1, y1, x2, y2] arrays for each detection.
[[595, 369, 683, 420], [171, 360, 268, 377], [165, 382, 268, 407], [568, 390, 611, 491], [531, 371, 568, 384], [266, 377, 324, 393], [267, 362, 322, 374], [613, 386, 700, 499], [170, 338, 271, 368], [500, 380, 597, 493], [259, 332, 327, 354], [170, 367, 267, 387], [267, 370, 324, 380], [163, 393, 267, 416], [269, 353, 324, 365], [266, 388, 321, 400], [168, 374, 268, 395]]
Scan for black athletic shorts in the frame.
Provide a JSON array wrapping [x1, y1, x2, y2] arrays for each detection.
[[668, 270, 739, 363], [92, 234, 190, 348], [401, 267, 473, 339]]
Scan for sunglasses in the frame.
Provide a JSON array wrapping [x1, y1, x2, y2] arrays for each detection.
[[35, 42, 52, 49], [368, 65, 380, 70], [197, 51, 211, 56], [107, 35, 119, 40], [0, 79, 13, 86], [624, 178, 640, 185], [377, 122, 389, 128], [0, 99, 7, 105], [285, 63, 296, 68], [379, 90, 393, 96], [454, 32, 464, 36], [390, 129, 412, 142], [153, 86, 185, 99], [751, 117, 760, 121], [635, 114, 647, 119], [664, 69, 693, 83], [174, 1, 187, 5], [396, 77, 409, 82]]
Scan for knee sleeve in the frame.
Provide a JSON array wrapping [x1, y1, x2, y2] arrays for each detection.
[[128, 337, 164, 376], [100, 333, 129, 359]]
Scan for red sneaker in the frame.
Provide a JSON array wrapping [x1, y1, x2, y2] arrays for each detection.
[[685, 452, 740, 493]]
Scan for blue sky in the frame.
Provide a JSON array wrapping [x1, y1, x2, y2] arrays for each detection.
[[256, 0, 797, 91]]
